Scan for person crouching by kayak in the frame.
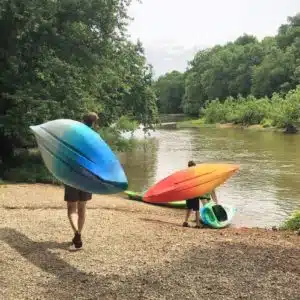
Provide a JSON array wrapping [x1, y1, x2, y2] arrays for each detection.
[[182, 160, 219, 228]]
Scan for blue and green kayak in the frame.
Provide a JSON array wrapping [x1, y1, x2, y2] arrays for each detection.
[[200, 201, 236, 228]]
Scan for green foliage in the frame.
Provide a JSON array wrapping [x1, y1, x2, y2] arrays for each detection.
[[176, 118, 210, 129], [276, 13, 300, 50], [2, 149, 60, 184], [114, 116, 138, 132], [153, 71, 185, 114], [270, 87, 300, 128], [201, 99, 229, 124], [233, 97, 272, 125], [2, 116, 141, 183], [280, 210, 300, 231], [155, 13, 300, 118], [182, 36, 265, 115], [0, 0, 158, 166], [251, 46, 296, 97], [181, 70, 206, 116], [99, 116, 139, 152], [202, 86, 300, 128], [261, 118, 273, 128]]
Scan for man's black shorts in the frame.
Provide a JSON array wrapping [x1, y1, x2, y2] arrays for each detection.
[[64, 185, 92, 202], [186, 198, 200, 211]]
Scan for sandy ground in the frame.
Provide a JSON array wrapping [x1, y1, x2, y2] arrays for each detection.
[[0, 184, 299, 300]]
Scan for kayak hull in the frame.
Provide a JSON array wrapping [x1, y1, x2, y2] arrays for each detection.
[[144, 164, 239, 203], [124, 190, 187, 208], [30, 119, 128, 194]]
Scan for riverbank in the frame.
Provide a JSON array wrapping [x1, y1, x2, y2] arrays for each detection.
[[176, 118, 293, 132], [1, 184, 299, 299]]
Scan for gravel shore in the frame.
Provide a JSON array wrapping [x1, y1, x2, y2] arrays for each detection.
[[1, 184, 299, 300]]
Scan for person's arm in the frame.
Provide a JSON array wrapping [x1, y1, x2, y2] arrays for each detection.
[[211, 189, 218, 204]]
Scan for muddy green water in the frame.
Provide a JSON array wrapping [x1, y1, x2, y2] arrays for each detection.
[[119, 126, 300, 228]]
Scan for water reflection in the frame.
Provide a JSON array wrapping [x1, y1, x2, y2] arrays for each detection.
[[119, 136, 159, 192], [121, 127, 300, 227]]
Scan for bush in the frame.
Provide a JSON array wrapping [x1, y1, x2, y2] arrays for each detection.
[[280, 210, 300, 231], [234, 96, 271, 125], [203, 95, 271, 125], [202, 99, 230, 123], [270, 87, 300, 128], [99, 116, 139, 152], [2, 149, 60, 184], [261, 118, 273, 128], [202, 86, 300, 129]]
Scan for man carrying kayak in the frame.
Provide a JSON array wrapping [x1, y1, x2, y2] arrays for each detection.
[[64, 112, 99, 250]]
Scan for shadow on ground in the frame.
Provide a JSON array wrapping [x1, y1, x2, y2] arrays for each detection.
[[140, 217, 212, 229], [2, 205, 142, 215], [140, 217, 187, 228]]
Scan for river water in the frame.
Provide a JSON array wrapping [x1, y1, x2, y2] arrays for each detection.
[[119, 125, 300, 228]]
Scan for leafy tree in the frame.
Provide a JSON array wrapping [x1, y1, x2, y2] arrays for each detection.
[[234, 34, 258, 46], [0, 0, 158, 165], [154, 71, 185, 114], [251, 46, 296, 97], [158, 12, 300, 118], [182, 49, 213, 115], [277, 13, 300, 49]]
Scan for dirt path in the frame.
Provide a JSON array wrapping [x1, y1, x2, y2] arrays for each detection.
[[1, 184, 299, 300]]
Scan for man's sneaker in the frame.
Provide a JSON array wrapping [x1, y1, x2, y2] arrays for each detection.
[[69, 243, 83, 251], [182, 222, 190, 227], [69, 232, 83, 251]]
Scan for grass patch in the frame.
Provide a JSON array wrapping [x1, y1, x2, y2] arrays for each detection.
[[176, 118, 215, 128], [261, 118, 274, 128]]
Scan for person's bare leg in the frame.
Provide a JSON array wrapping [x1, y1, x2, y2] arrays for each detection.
[[67, 201, 78, 233], [195, 211, 201, 227], [184, 209, 192, 224], [77, 201, 87, 234]]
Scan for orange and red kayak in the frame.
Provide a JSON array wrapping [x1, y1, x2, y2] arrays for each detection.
[[143, 163, 239, 203]]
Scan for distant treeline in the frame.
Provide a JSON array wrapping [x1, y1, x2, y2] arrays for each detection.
[[154, 13, 300, 129]]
